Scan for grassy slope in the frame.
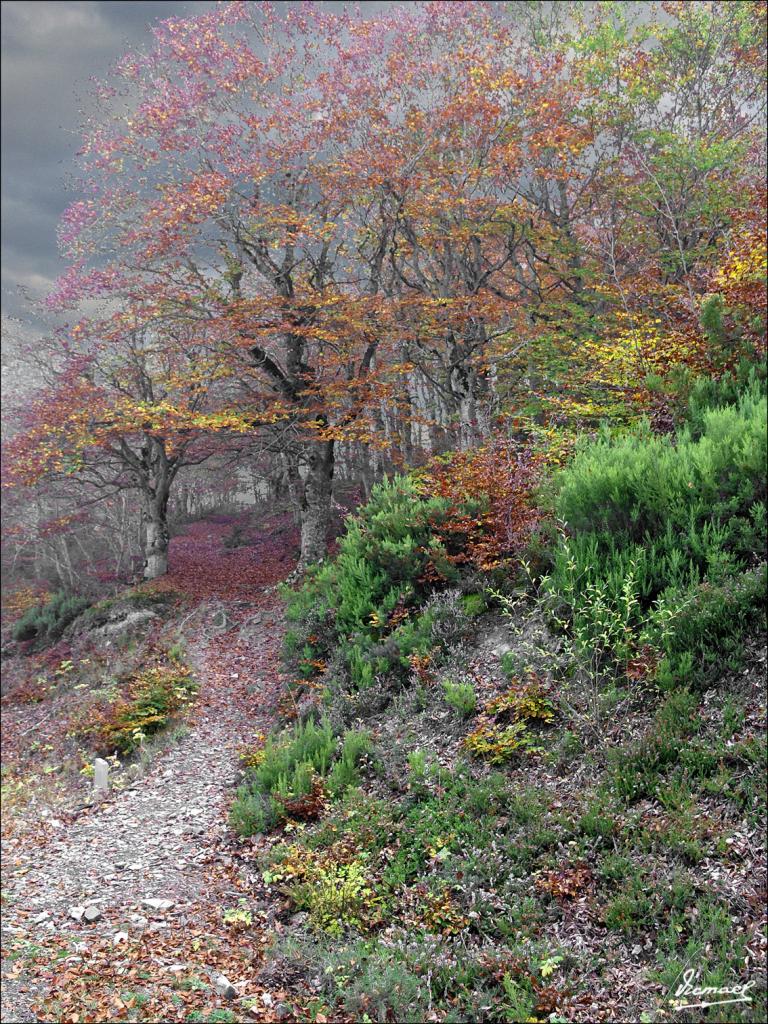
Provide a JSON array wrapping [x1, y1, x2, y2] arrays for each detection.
[[237, 385, 767, 1023], [243, 604, 766, 1024]]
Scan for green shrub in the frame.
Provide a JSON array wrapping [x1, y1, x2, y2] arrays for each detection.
[[283, 477, 484, 690], [684, 361, 766, 440], [460, 592, 487, 617], [555, 385, 765, 556], [442, 679, 477, 716], [230, 722, 373, 836], [603, 875, 657, 933], [608, 690, 700, 803], [327, 729, 372, 797], [12, 591, 91, 646], [654, 894, 760, 1022], [653, 563, 767, 688], [499, 651, 518, 678], [542, 384, 766, 682], [250, 718, 335, 795], [314, 938, 434, 1023], [229, 788, 279, 836]]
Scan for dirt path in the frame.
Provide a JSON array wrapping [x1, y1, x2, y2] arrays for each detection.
[[1, 517, 296, 1023]]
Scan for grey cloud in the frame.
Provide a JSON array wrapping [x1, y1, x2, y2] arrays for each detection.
[[1, 1, 391, 329], [1, 1, 215, 324]]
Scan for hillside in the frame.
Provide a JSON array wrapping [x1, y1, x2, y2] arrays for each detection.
[[2, 2, 767, 1022], [2, 375, 767, 1023]]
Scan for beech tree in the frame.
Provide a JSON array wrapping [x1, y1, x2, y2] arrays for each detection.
[[9, 1, 764, 575], [2, 315, 233, 579], [43, 3, 408, 567], [39, 2, 557, 559]]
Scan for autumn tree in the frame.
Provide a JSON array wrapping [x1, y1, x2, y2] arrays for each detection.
[[17, 0, 766, 579], [496, 0, 767, 422], [44, 3, 411, 567], [40, 2, 582, 556], [2, 312, 237, 579]]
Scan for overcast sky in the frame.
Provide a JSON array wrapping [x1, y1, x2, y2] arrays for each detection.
[[1, 1, 218, 336], [1, 0, 398, 347]]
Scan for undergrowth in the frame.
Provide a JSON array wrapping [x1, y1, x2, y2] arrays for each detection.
[[240, 374, 767, 1022]]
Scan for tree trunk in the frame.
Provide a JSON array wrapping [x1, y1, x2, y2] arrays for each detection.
[[299, 440, 334, 568], [281, 451, 303, 525], [142, 492, 170, 580]]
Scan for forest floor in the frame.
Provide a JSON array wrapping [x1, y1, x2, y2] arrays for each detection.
[[1, 514, 304, 1023]]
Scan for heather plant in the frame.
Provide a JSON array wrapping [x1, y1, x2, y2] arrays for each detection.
[[283, 477, 485, 690], [247, 718, 335, 795], [683, 362, 766, 440], [327, 729, 373, 797], [230, 720, 373, 836], [555, 394, 766, 557], [652, 564, 767, 688], [13, 591, 91, 647], [442, 680, 477, 717], [460, 592, 488, 617], [538, 384, 766, 686]]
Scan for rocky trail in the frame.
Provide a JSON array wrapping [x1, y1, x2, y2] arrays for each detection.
[[1, 516, 299, 1023]]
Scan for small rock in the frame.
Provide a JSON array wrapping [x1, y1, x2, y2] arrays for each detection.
[[130, 914, 149, 930], [142, 898, 174, 911], [212, 610, 230, 630], [83, 905, 102, 923], [290, 912, 309, 927], [491, 642, 513, 658], [69, 905, 85, 922], [631, 943, 642, 955], [32, 911, 50, 924], [113, 931, 129, 945], [273, 1003, 292, 1022], [167, 964, 185, 974], [214, 974, 237, 999], [148, 921, 169, 933]]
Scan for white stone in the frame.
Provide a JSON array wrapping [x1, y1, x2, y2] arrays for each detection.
[[83, 905, 102, 923], [142, 898, 174, 911], [113, 931, 129, 945], [69, 905, 85, 922], [214, 974, 237, 999], [93, 758, 110, 794]]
